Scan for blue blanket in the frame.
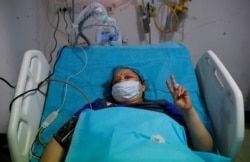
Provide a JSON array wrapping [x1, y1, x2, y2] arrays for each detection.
[[31, 42, 220, 161], [66, 108, 230, 162]]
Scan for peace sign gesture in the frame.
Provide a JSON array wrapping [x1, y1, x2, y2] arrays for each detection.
[[166, 75, 193, 112]]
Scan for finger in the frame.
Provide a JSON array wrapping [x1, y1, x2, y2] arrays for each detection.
[[166, 80, 174, 94], [170, 75, 178, 89], [178, 87, 188, 98], [177, 87, 183, 96]]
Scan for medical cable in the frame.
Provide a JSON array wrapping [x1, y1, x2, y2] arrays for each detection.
[[36, 47, 90, 148], [28, 78, 93, 160], [48, 9, 60, 64], [33, 78, 92, 155], [78, 32, 91, 46], [56, 46, 88, 114], [0, 77, 15, 88]]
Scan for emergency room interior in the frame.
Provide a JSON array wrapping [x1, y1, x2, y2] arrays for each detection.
[[0, 0, 250, 161]]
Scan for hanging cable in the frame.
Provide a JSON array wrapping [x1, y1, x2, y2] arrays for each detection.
[[0, 77, 15, 88], [55, 46, 89, 113], [47, 0, 68, 37], [62, 8, 69, 38], [48, 9, 60, 64], [9, 46, 67, 112]]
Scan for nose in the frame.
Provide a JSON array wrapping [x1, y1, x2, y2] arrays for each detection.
[[120, 75, 126, 82]]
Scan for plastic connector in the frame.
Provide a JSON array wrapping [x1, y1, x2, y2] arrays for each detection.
[[174, 4, 188, 13], [41, 111, 59, 128]]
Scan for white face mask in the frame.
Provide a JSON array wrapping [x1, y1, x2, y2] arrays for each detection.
[[112, 80, 141, 102]]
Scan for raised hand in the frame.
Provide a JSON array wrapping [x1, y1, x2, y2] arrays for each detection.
[[166, 75, 193, 112]]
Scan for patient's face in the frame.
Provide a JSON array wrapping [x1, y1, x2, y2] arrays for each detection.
[[112, 69, 141, 85], [112, 68, 146, 92], [112, 68, 146, 103]]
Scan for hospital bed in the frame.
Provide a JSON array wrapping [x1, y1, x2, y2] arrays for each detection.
[[7, 43, 244, 162]]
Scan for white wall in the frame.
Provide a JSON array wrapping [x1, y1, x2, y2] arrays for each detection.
[[0, 0, 249, 133]]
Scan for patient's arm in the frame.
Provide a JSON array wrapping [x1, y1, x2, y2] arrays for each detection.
[[41, 116, 78, 161], [166, 75, 213, 152], [40, 138, 66, 162], [182, 107, 213, 152]]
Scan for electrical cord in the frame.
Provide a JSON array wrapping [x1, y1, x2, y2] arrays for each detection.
[[9, 46, 67, 112], [48, 9, 60, 64], [62, 8, 70, 38], [0, 77, 15, 88], [47, 0, 68, 37], [10, 46, 91, 160]]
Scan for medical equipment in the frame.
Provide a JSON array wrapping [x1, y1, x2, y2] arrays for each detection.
[[69, 2, 121, 46], [7, 43, 244, 162]]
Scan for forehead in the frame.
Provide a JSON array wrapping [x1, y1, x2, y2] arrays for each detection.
[[114, 69, 139, 77]]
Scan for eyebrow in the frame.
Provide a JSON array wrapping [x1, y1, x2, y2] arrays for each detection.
[[112, 72, 140, 83], [114, 72, 138, 78]]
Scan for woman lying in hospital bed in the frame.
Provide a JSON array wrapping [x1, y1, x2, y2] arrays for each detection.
[[41, 67, 228, 162]]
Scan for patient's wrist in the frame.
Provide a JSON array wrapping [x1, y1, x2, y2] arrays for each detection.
[[53, 116, 78, 151], [182, 106, 196, 119]]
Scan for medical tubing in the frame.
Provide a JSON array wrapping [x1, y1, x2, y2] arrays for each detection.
[[153, 0, 179, 33], [79, 32, 91, 46], [75, 12, 93, 45], [70, 2, 108, 45], [74, 2, 107, 25]]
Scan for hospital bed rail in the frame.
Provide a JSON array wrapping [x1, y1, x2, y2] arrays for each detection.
[[195, 50, 244, 159], [7, 50, 50, 162]]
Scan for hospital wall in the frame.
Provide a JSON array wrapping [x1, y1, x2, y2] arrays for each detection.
[[0, 0, 249, 133]]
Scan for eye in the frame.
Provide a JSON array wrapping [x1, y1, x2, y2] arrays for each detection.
[[125, 75, 133, 79]]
